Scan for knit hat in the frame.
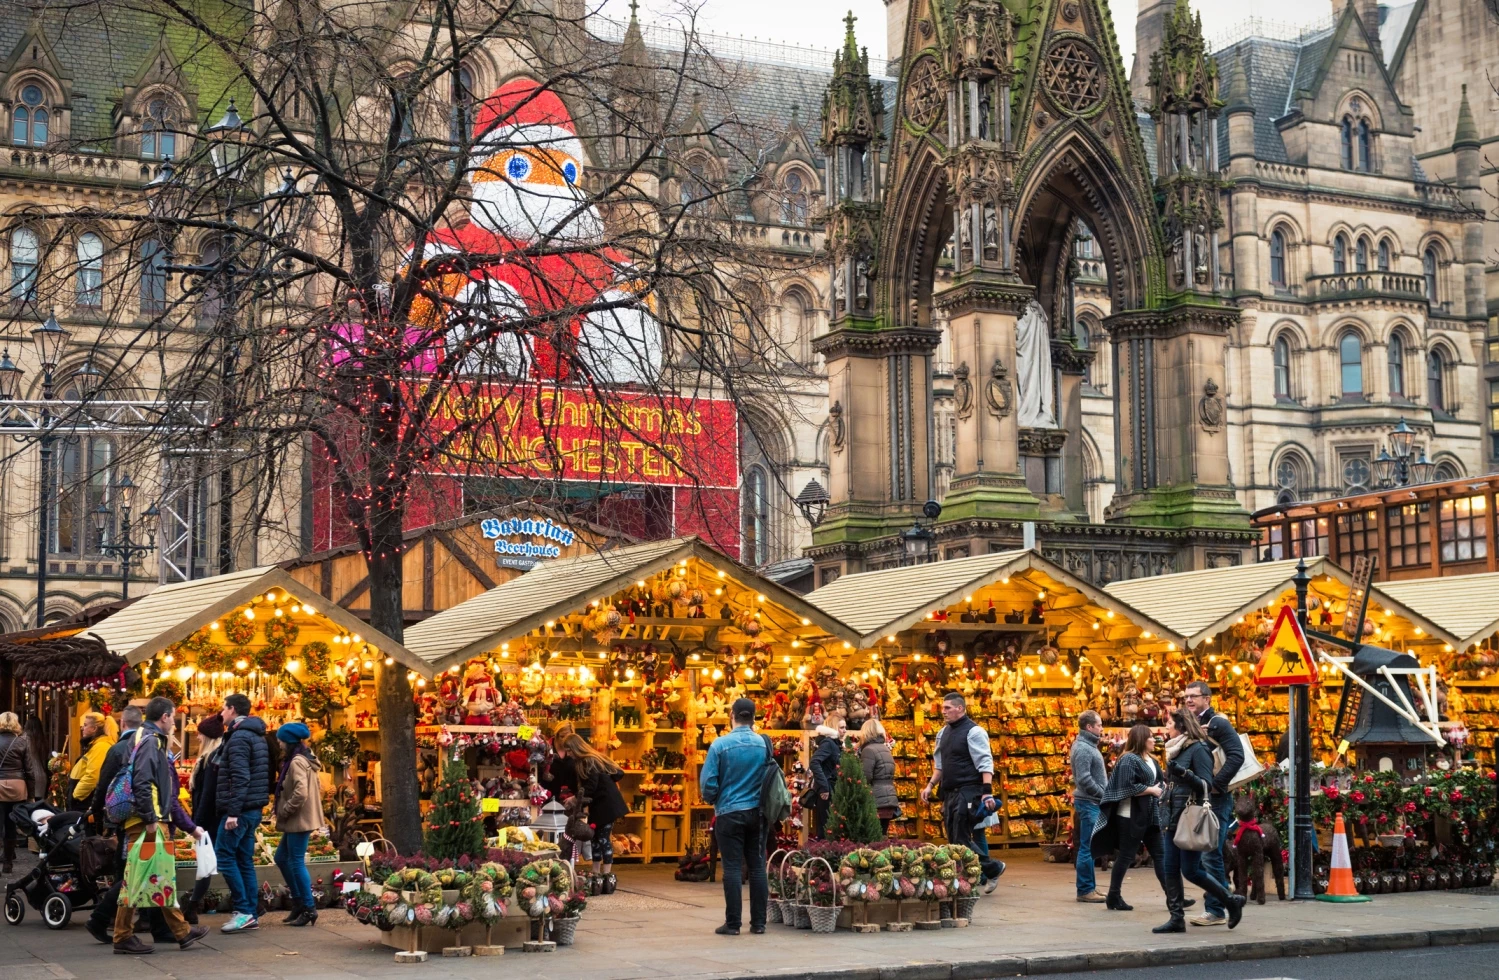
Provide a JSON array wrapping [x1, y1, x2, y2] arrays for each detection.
[[276, 721, 311, 743], [196, 714, 225, 740]]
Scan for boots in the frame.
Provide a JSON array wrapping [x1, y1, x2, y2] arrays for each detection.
[[182, 897, 199, 925], [1152, 915, 1186, 933], [1105, 893, 1132, 911], [282, 904, 303, 923], [288, 907, 318, 927], [1153, 878, 1185, 933]]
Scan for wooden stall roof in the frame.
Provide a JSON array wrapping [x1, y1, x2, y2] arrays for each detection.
[[1103, 558, 1458, 648], [806, 549, 1185, 648], [403, 536, 860, 672], [1379, 571, 1499, 649], [81, 566, 434, 676]]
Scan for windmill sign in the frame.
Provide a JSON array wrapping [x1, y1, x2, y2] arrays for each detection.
[[1255, 605, 1317, 686]]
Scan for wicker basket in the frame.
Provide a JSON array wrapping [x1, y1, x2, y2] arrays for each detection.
[[807, 904, 839, 934], [766, 898, 783, 924], [793, 903, 812, 929], [956, 897, 978, 920], [550, 916, 580, 946]]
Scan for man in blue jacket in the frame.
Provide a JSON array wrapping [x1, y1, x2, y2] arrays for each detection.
[[215, 693, 269, 934], [699, 697, 768, 936]]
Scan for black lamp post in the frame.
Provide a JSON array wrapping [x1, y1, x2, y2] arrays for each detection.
[[899, 499, 943, 567], [95, 473, 158, 600], [1371, 418, 1437, 488], [27, 313, 69, 627]]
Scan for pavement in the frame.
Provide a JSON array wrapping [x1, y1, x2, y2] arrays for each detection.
[[0, 851, 1496, 979]]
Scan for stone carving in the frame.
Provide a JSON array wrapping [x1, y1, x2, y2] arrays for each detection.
[[1063, 1, 1080, 21], [904, 57, 945, 129], [1018, 427, 1067, 456], [982, 205, 999, 262], [855, 259, 869, 304], [833, 264, 846, 308], [1198, 377, 1224, 430], [1042, 38, 1104, 114], [829, 400, 845, 452], [984, 358, 1013, 419], [954, 362, 974, 420]]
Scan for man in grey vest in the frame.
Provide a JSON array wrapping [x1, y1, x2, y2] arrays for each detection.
[[920, 693, 1002, 888]]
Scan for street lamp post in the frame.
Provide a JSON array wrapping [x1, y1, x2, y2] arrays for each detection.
[[17, 313, 72, 627], [95, 473, 158, 600], [1371, 418, 1438, 489], [899, 500, 943, 567]]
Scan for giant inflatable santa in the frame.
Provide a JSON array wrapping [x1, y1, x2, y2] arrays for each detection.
[[408, 79, 664, 385]]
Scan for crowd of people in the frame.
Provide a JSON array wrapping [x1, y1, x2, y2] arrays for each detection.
[[0, 692, 327, 955], [695, 682, 1249, 937]]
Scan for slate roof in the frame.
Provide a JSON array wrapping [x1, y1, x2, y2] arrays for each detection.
[[1209, 35, 1315, 165]]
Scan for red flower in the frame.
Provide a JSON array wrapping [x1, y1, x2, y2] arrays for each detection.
[[1403, 801, 1417, 813], [1363, 775, 1375, 784], [1324, 787, 1340, 800], [1450, 791, 1463, 802], [1488, 771, 1498, 781], [1351, 790, 1366, 803], [1424, 786, 1435, 797]]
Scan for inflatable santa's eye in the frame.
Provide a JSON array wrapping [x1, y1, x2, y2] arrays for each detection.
[[506, 155, 531, 181], [562, 161, 578, 185]]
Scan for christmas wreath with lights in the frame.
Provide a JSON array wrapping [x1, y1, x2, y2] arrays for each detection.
[[262, 618, 300, 651]]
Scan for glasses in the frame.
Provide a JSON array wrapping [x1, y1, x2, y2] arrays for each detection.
[[1182, 692, 1206, 700]]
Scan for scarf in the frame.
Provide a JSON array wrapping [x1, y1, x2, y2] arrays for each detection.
[[1233, 819, 1263, 848], [1164, 734, 1191, 761]]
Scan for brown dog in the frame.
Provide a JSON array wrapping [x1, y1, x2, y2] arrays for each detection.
[[1224, 795, 1286, 904]]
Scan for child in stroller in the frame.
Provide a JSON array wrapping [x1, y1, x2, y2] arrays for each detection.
[[4, 801, 108, 930]]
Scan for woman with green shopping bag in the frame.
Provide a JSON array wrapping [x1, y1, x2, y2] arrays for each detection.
[[111, 697, 210, 955]]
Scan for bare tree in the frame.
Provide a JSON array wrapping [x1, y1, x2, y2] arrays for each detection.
[[3, 0, 819, 851]]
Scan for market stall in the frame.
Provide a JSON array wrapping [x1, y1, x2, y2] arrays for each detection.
[[400, 536, 861, 864]]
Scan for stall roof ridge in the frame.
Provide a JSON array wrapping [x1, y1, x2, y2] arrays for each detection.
[[403, 536, 859, 670], [805, 549, 1183, 645], [81, 565, 430, 675], [1104, 558, 1457, 647], [1379, 571, 1499, 648]]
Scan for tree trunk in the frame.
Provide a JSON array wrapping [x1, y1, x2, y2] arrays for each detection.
[[368, 525, 422, 854]]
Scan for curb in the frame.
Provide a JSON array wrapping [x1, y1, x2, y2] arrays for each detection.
[[730, 926, 1499, 980]]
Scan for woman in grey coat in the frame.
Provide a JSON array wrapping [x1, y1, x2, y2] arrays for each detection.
[[857, 719, 899, 835], [1089, 724, 1167, 911]]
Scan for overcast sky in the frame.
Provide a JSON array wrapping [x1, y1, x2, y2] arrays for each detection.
[[594, 0, 1339, 69]]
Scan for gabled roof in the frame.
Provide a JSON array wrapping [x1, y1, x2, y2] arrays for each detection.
[[82, 566, 430, 675], [805, 549, 1183, 647], [1104, 558, 1458, 648], [402, 537, 859, 671], [1379, 571, 1499, 649]]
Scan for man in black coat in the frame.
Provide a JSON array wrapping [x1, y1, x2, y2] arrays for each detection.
[[1184, 680, 1243, 926], [215, 693, 269, 933]]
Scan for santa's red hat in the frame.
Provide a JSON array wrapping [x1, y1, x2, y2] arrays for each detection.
[[472, 79, 581, 159]]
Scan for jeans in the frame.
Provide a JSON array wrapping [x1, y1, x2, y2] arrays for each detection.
[[714, 807, 767, 930], [1160, 827, 1232, 918], [1107, 815, 1167, 902], [215, 809, 262, 916], [1073, 800, 1101, 896], [942, 786, 1002, 882], [1200, 795, 1234, 917], [114, 824, 191, 944], [274, 831, 313, 909]]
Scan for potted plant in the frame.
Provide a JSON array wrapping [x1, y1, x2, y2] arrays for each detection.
[[802, 856, 840, 934]]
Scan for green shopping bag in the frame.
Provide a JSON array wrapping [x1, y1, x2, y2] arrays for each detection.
[[124, 827, 179, 909]]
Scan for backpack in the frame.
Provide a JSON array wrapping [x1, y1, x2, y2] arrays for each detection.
[[102, 730, 148, 825], [758, 735, 792, 826]]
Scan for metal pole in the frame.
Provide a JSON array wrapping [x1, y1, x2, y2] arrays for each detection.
[[34, 372, 53, 628], [1291, 558, 1315, 900], [218, 230, 239, 576], [119, 509, 132, 600]]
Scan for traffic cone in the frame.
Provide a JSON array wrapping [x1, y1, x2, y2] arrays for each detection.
[[1316, 813, 1371, 902]]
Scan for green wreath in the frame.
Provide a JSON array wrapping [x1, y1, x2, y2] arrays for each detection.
[[149, 679, 185, 705], [838, 847, 890, 902], [263, 619, 300, 650], [223, 617, 256, 646], [178, 629, 213, 656], [257, 645, 287, 674], [462, 862, 514, 925], [297, 678, 342, 718], [301, 640, 332, 676], [383, 869, 443, 927], [227, 645, 255, 672], [197, 645, 231, 673], [515, 858, 572, 918], [946, 844, 983, 897]]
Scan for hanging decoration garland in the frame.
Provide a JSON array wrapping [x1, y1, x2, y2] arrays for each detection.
[[300, 640, 332, 676], [514, 858, 572, 918]]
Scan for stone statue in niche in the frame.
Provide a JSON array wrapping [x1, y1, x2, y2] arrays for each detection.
[[829, 400, 845, 452], [1167, 233, 1185, 287], [978, 86, 992, 141], [1015, 299, 1056, 427], [958, 209, 972, 261], [833, 264, 846, 309], [982, 206, 999, 262], [1194, 228, 1211, 285], [855, 260, 869, 304], [985, 358, 1013, 419], [954, 362, 974, 420]]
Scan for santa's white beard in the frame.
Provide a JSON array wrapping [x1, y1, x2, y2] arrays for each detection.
[[472, 180, 603, 245]]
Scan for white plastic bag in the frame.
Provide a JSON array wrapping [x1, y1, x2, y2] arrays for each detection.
[[194, 833, 218, 879]]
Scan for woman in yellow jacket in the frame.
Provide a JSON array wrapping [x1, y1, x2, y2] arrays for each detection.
[[68, 712, 115, 814]]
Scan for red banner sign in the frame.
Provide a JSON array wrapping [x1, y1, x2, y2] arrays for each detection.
[[419, 383, 739, 489]]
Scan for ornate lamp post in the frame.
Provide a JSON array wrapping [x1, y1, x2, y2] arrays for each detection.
[[16, 313, 71, 626], [899, 500, 943, 566], [794, 478, 830, 528], [95, 473, 158, 600], [1371, 418, 1437, 488]]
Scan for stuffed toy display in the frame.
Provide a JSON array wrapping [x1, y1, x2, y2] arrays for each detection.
[[461, 662, 498, 724]]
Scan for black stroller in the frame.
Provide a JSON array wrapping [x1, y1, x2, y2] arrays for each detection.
[[4, 802, 107, 929]]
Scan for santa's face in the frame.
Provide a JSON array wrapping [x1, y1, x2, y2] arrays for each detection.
[[472, 143, 602, 245]]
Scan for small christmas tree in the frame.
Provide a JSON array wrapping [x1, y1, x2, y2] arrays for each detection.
[[825, 750, 882, 843], [424, 751, 485, 860]]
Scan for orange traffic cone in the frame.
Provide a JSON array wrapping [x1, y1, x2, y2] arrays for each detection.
[[1316, 813, 1371, 902]]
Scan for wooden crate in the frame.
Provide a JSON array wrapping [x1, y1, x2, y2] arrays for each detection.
[[381, 916, 529, 952]]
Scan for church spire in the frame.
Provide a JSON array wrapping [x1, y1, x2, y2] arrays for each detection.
[[1453, 83, 1480, 150], [821, 12, 884, 325]]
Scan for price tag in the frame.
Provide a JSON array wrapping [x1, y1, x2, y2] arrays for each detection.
[[481, 797, 501, 813], [341, 881, 361, 894], [1337, 739, 1350, 757], [517, 725, 535, 741]]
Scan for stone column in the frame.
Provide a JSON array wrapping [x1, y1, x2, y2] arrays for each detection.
[[1053, 338, 1097, 517]]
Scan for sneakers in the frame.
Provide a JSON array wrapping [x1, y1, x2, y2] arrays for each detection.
[[220, 913, 259, 933], [1189, 913, 1226, 926], [714, 924, 740, 936], [113, 936, 154, 955], [179, 925, 210, 950]]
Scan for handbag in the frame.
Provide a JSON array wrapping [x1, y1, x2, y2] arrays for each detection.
[[1206, 729, 1266, 791], [0, 739, 27, 803], [124, 826, 180, 909], [1172, 785, 1220, 853]]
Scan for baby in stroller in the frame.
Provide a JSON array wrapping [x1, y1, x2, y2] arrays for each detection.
[[3, 801, 109, 930]]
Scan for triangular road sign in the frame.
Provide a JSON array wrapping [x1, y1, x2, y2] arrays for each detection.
[[1255, 605, 1317, 686]]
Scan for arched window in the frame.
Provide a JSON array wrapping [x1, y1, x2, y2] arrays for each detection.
[[679, 157, 713, 214], [1273, 336, 1292, 399], [1275, 453, 1305, 505], [1076, 320, 1092, 384], [1423, 247, 1439, 303], [1377, 239, 1390, 271], [1387, 332, 1405, 397], [781, 287, 813, 362], [1269, 230, 1287, 287], [1340, 117, 1354, 169], [1434, 461, 1460, 482], [1427, 350, 1446, 411], [1333, 235, 1348, 275], [1356, 238, 1369, 272], [1357, 120, 1372, 171], [76, 232, 103, 307], [140, 238, 168, 313], [781, 170, 809, 226], [53, 385, 113, 556], [9, 228, 39, 301], [1340, 332, 1363, 398], [450, 65, 474, 147], [742, 465, 769, 566], [11, 84, 49, 147], [140, 98, 176, 160]]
